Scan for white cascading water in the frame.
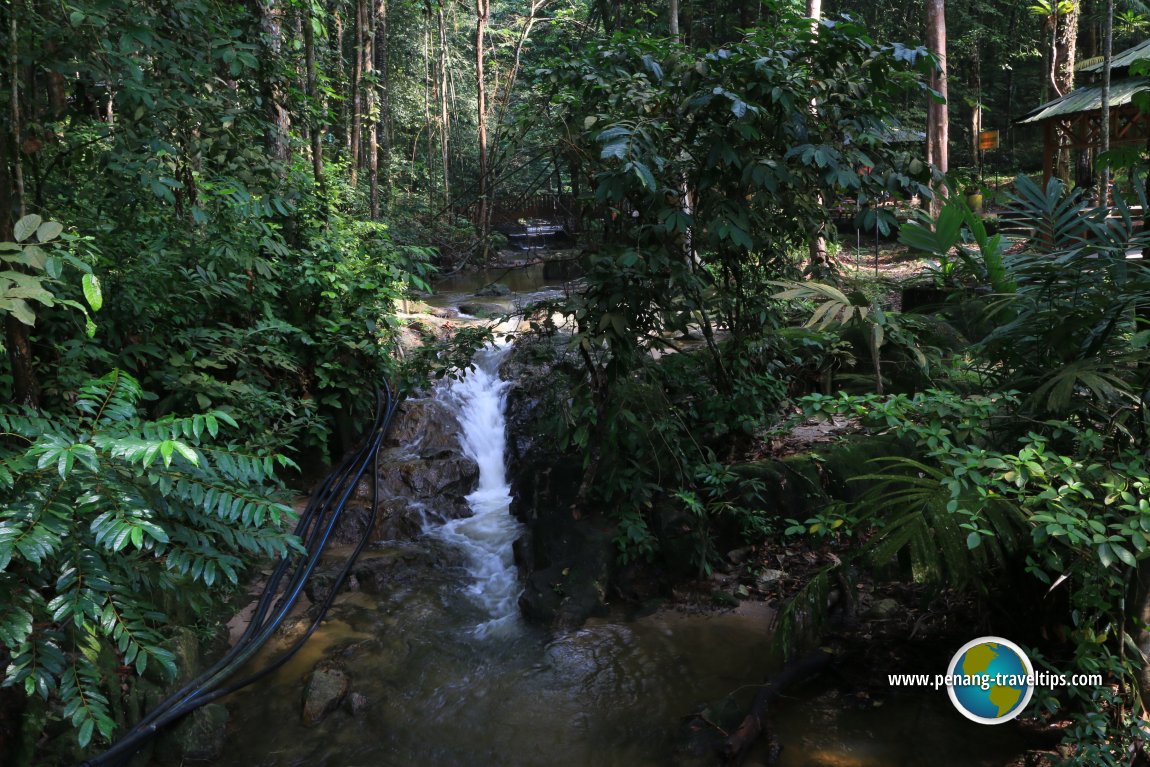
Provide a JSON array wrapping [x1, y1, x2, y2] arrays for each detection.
[[431, 344, 524, 636]]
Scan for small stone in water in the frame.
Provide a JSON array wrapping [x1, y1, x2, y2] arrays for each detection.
[[348, 692, 369, 716]]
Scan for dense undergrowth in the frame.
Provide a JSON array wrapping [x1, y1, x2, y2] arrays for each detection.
[[2, 0, 1149, 762], [529, 170, 1150, 763], [506, 13, 1150, 760]]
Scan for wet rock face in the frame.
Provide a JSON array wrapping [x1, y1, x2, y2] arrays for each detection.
[[501, 337, 615, 629], [330, 396, 478, 545]]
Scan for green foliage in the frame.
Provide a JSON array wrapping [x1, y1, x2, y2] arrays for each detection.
[[796, 389, 1150, 759], [0, 216, 97, 334], [531, 5, 932, 561], [0, 370, 299, 747], [899, 197, 1014, 293]]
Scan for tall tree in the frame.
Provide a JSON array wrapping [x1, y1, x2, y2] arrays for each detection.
[[304, 0, 326, 194], [1053, 1, 1079, 98], [350, 0, 364, 187], [4, 0, 37, 406], [367, 0, 382, 218], [1100, 0, 1113, 203], [475, 0, 491, 252], [807, 0, 828, 268], [252, 0, 291, 165], [926, 0, 949, 213]]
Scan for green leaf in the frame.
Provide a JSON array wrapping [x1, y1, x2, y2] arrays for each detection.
[[631, 161, 657, 192], [13, 215, 42, 243], [1114, 545, 1137, 567], [8, 298, 36, 326], [36, 221, 63, 243], [78, 717, 95, 747], [82, 274, 103, 312]]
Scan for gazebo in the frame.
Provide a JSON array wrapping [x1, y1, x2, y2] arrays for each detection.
[[1017, 40, 1150, 185]]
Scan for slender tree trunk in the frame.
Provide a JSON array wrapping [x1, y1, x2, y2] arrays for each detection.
[[349, 0, 364, 187], [669, 0, 680, 41], [332, 5, 348, 150], [1053, 4, 1078, 181], [423, 12, 434, 211], [970, 50, 981, 171], [438, 3, 451, 210], [378, 0, 391, 210], [807, 0, 828, 268], [304, 0, 326, 194], [5, 0, 37, 407], [926, 0, 949, 215], [366, 0, 380, 218], [1099, 0, 1113, 205], [475, 0, 491, 255]]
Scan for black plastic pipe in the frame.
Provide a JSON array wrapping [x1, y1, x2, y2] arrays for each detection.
[[79, 383, 400, 767]]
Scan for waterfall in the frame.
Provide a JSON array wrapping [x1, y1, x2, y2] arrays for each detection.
[[431, 344, 524, 636]]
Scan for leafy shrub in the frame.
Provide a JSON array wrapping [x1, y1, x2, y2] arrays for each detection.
[[0, 370, 300, 746]]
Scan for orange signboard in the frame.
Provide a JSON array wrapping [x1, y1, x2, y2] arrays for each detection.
[[978, 130, 1000, 151]]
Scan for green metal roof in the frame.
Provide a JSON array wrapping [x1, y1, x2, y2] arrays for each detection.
[[1016, 77, 1150, 124], [1080, 39, 1150, 74]]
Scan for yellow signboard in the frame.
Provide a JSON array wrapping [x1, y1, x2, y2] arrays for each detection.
[[978, 130, 1000, 151]]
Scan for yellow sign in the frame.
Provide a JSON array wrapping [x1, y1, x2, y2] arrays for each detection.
[[978, 130, 1000, 151]]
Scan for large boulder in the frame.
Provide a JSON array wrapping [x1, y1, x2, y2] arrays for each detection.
[[329, 395, 479, 546]]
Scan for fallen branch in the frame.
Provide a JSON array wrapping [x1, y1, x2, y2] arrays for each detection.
[[721, 648, 835, 765]]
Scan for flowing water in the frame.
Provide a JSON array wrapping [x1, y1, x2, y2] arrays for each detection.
[[429, 344, 523, 636], [207, 346, 1033, 767]]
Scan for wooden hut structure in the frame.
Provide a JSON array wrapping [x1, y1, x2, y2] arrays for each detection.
[[1017, 40, 1150, 185]]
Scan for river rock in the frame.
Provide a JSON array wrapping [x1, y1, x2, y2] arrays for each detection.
[[457, 302, 504, 318], [167, 703, 229, 762], [385, 399, 461, 458], [475, 282, 512, 297], [347, 692, 369, 716], [302, 665, 350, 726], [866, 597, 901, 620]]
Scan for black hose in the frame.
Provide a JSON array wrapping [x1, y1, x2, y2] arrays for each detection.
[[79, 382, 401, 767]]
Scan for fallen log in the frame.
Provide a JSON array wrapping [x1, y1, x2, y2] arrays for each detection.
[[721, 648, 835, 765]]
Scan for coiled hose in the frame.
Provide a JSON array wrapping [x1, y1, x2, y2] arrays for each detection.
[[79, 382, 401, 767]]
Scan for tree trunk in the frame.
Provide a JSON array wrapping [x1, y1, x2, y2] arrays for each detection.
[[1099, 0, 1113, 204], [806, 0, 828, 268], [438, 3, 451, 210], [5, 0, 38, 408], [378, 0, 391, 211], [303, 0, 325, 194], [926, 0, 949, 215], [252, 0, 290, 165], [366, 0, 380, 219], [669, 0, 679, 41], [475, 0, 491, 256], [349, 0, 364, 187], [331, 5, 348, 151], [1052, 4, 1078, 181], [1053, 5, 1078, 97]]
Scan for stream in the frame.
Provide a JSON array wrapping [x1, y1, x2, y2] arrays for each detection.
[[207, 268, 1033, 767]]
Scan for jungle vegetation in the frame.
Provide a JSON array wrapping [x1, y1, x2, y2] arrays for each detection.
[[1, 0, 1149, 763]]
